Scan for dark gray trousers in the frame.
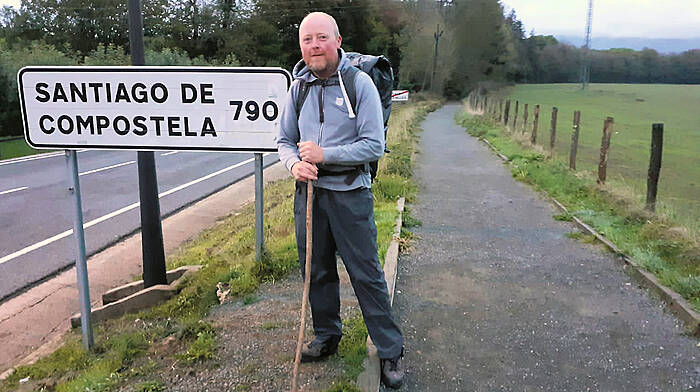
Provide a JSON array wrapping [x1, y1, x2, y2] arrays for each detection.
[[294, 182, 403, 359]]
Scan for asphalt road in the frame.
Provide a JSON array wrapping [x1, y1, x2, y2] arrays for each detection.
[[0, 149, 278, 301]]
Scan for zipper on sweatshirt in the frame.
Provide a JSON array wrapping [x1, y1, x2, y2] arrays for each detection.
[[317, 80, 326, 145]]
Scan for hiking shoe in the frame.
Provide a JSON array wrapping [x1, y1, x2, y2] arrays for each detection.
[[381, 351, 405, 389], [300, 335, 341, 363]]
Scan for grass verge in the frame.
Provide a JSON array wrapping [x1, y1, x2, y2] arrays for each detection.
[[456, 106, 700, 315], [0, 137, 51, 160], [0, 97, 442, 392]]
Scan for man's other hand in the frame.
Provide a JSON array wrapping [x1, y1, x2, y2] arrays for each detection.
[[291, 161, 318, 182], [298, 141, 324, 164]]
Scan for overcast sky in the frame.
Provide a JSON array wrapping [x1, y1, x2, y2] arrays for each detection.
[[501, 0, 700, 39], [2, 0, 699, 39]]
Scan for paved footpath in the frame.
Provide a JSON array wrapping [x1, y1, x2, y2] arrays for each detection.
[[393, 104, 699, 391]]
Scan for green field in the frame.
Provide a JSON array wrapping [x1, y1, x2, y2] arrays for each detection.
[[0, 137, 50, 160], [505, 84, 700, 226]]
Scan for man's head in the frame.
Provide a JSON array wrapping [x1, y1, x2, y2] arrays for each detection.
[[299, 12, 342, 79]]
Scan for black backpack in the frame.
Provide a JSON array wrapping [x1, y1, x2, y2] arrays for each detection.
[[295, 52, 394, 181]]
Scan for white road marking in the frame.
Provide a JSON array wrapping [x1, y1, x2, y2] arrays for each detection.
[[0, 187, 28, 195], [0, 155, 268, 265], [0, 151, 64, 166], [0, 149, 89, 166], [79, 160, 135, 176], [161, 151, 179, 156]]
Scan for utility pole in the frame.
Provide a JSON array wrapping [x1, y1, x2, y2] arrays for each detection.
[[431, 23, 444, 91], [580, 0, 593, 90], [129, 0, 167, 287]]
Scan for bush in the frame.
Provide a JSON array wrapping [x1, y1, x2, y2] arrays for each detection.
[[0, 40, 76, 136], [83, 44, 130, 66]]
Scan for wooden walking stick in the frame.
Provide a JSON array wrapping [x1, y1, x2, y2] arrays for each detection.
[[291, 180, 314, 392]]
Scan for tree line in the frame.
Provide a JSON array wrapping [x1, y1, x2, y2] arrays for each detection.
[[503, 10, 700, 85], [0, 0, 697, 137]]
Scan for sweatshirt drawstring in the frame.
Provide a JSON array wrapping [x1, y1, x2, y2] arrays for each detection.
[[337, 69, 356, 119]]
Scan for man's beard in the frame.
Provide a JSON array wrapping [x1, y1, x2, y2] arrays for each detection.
[[308, 57, 338, 78]]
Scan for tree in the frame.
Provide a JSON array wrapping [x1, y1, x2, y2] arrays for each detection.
[[0, 40, 75, 136], [446, 0, 510, 93]]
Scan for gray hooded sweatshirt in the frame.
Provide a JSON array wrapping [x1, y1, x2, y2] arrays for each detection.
[[277, 49, 385, 191]]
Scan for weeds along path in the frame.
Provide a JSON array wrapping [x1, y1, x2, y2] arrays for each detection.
[[393, 103, 699, 391]]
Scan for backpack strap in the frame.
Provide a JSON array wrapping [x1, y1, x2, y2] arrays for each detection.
[[296, 68, 360, 120], [340, 66, 359, 115], [295, 79, 312, 119]]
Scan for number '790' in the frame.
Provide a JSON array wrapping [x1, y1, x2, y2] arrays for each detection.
[[229, 100, 279, 121]]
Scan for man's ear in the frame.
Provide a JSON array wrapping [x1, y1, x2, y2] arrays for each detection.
[[336, 34, 342, 48]]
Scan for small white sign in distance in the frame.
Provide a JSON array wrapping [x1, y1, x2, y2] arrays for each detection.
[[391, 90, 409, 102], [18, 66, 292, 152]]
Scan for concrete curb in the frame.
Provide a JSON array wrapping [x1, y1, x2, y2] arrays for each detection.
[[102, 265, 196, 305], [69, 265, 201, 328], [479, 136, 700, 336], [356, 197, 405, 392]]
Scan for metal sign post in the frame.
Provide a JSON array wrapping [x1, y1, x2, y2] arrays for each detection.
[[129, 0, 167, 287], [254, 153, 264, 262], [65, 149, 94, 350]]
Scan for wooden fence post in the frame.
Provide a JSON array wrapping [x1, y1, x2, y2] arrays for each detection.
[[645, 123, 664, 212], [484, 96, 488, 115], [522, 104, 529, 134], [597, 117, 614, 184], [570, 110, 581, 170], [549, 107, 558, 156], [530, 104, 540, 144], [498, 100, 503, 122], [512, 100, 519, 131], [503, 100, 511, 126]]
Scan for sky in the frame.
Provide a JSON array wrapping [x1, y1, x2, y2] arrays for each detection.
[[501, 0, 700, 39], [2, 0, 699, 40]]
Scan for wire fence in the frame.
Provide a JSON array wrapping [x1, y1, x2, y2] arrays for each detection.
[[465, 90, 699, 228]]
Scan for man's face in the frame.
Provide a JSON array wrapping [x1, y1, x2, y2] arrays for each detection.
[[299, 15, 342, 79]]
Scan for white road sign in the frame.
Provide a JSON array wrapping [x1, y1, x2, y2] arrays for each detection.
[[391, 90, 409, 101], [18, 66, 291, 152]]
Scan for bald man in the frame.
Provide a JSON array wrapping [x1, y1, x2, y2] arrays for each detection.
[[277, 12, 404, 389]]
